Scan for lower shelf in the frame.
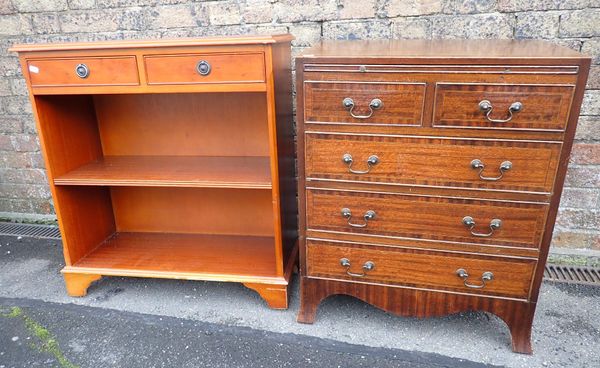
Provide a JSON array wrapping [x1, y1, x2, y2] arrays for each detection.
[[65, 232, 284, 283]]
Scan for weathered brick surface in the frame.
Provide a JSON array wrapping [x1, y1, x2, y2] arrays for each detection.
[[0, 0, 598, 251]]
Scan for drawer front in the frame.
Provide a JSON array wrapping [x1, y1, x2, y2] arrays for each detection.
[[27, 57, 139, 87], [304, 81, 426, 126], [433, 83, 575, 131], [306, 189, 548, 248], [144, 53, 265, 85], [305, 133, 561, 194], [306, 240, 536, 299]]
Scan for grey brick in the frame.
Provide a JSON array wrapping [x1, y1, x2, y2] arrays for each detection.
[[10, 134, 39, 152], [588, 65, 600, 89], [0, 116, 22, 134], [208, 1, 241, 26], [562, 187, 600, 214], [68, 0, 96, 10], [12, 0, 68, 12], [570, 143, 600, 165], [392, 17, 432, 39], [497, 0, 591, 12], [241, 0, 274, 24], [442, 0, 497, 14], [581, 38, 598, 63], [323, 20, 391, 40], [59, 10, 119, 32], [575, 115, 600, 141], [382, 0, 442, 17], [0, 168, 46, 184], [515, 11, 560, 39], [431, 13, 515, 39], [0, 57, 21, 77], [288, 23, 322, 47], [582, 90, 600, 115], [0, 14, 33, 36], [31, 12, 61, 34], [338, 0, 376, 19], [148, 4, 208, 29], [274, 0, 337, 22], [0, 0, 15, 15], [0, 79, 10, 96], [117, 7, 149, 31], [560, 9, 600, 37], [1, 96, 32, 115], [565, 165, 600, 188], [556, 208, 600, 230]]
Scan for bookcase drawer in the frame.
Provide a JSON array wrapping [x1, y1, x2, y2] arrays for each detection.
[[144, 52, 266, 85], [27, 56, 139, 87]]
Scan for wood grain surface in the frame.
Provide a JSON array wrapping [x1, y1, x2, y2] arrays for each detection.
[[305, 133, 561, 194]]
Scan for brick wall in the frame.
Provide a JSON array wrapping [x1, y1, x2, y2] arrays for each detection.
[[0, 0, 599, 251]]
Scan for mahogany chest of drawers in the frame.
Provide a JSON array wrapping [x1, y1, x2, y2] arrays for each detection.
[[295, 40, 591, 353]]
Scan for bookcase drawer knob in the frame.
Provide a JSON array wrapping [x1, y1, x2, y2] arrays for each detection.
[[75, 63, 89, 78], [478, 99, 522, 123], [341, 208, 376, 228], [456, 268, 494, 289], [462, 216, 502, 237], [196, 60, 211, 76], [340, 258, 375, 277], [342, 153, 379, 174], [342, 97, 383, 119], [470, 159, 512, 181]]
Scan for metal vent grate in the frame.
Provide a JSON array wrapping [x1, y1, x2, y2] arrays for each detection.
[[544, 264, 600, 286], [0, 222, 61, 240]]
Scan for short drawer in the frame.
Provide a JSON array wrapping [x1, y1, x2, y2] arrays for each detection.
[[304, 81, 426, 126], [144, 53, 265, 85], [433, 83, 575, 131], [305, 133, 562, 194], [306, 189, 548, 249], [27, 56, 139, 87], [306, 240, 536, 299]]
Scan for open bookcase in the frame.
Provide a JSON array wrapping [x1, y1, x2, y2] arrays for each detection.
[[11, 35, 297, 309]]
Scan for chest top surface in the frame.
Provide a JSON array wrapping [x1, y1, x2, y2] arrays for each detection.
[[298, 39, 589, 63]]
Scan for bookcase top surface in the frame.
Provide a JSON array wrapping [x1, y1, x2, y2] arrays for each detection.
[[9, 34, 294, 53], [298, 39, 589, 61]]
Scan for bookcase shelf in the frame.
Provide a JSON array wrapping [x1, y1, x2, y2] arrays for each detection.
[[54, 155, 272, 189]]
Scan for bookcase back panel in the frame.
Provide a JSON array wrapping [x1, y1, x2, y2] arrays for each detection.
[[94, 93, 270, 157], [110, 187, 275, 236]]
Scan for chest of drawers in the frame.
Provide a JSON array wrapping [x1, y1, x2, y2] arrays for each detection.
[[295, 40, 591, 354]]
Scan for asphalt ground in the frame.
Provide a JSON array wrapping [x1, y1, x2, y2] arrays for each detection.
[[1, 235, 599, 368]]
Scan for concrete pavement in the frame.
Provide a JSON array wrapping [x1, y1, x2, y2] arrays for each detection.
[[0, 234, 599, 367]]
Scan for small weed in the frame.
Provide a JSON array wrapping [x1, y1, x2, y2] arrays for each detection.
[[1, 306, 79, 368]]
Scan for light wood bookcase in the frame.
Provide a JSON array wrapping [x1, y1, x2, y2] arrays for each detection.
[[10, 35, 297, 309]]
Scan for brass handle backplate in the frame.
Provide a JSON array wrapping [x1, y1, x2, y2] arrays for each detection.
[[470, 159, 512, 181], [342, 97, 383, 119], [196, 60, 211, 76], [75, 63, 89, 78], [341, 208, 376, 228], [342, 153, 379, 174], [462, 216, 502, 237], [456, 268, 494, 289], [340, 258, 375, 277], [478, 99, 522, 123]]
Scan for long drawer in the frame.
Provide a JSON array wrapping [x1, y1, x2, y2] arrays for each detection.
[[306, 239, 536, 299], [306, 189, 548, 249], [305, 133, 562, 194]]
